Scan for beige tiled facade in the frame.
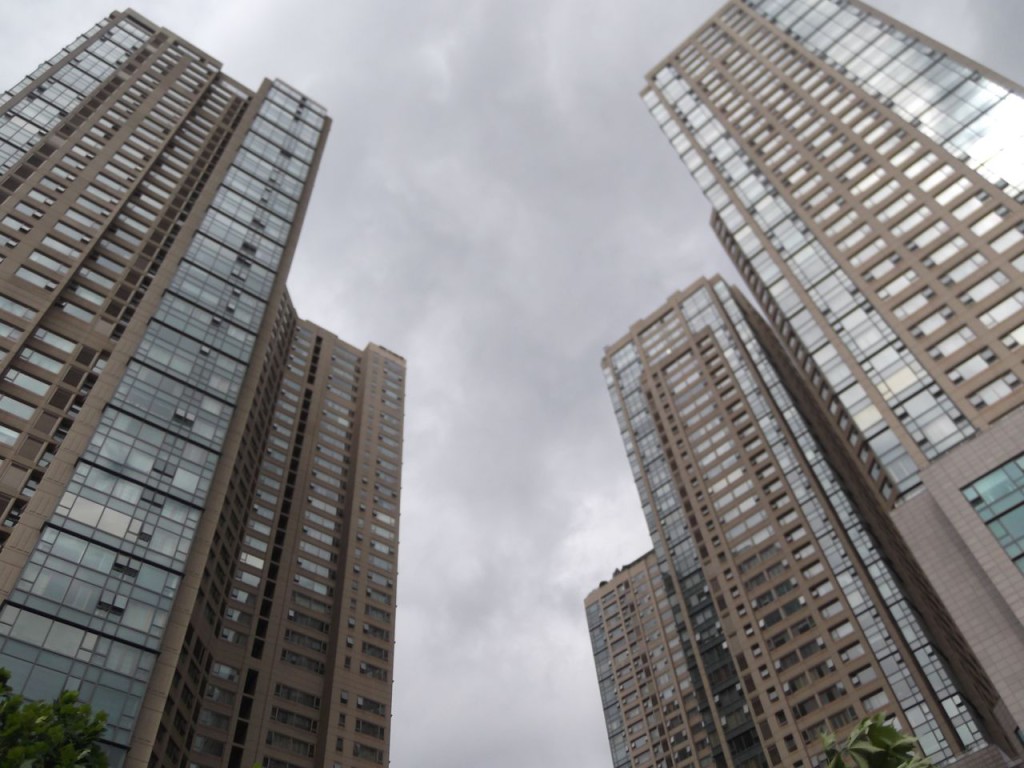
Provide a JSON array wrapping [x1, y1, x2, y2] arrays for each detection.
[[586, 552, 696, 768], [0, 10, 403, 768], [895, 409, 1024, 733]]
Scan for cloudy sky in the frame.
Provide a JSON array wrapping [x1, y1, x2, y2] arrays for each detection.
[[3, 2, 1024, 766]]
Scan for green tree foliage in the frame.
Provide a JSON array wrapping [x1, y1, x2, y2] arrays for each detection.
[[0, 668, 108, 768], [824, 714, 933, 768]]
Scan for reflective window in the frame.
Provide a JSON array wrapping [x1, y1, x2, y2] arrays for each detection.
[[963, 455, 1024, 572]]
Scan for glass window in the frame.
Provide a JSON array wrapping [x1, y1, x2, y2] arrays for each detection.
[[963, 455, 1024, 572]]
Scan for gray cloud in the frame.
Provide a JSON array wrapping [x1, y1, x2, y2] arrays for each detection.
[[2, 2, 1022, 766]]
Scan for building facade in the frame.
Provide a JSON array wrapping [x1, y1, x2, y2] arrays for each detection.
[[624, 0, 1024, 760], [586, 551, 693, 768], [0, 10, 403, 768], [643, 0, 1024, 496], [595, 277, 1015, 768]]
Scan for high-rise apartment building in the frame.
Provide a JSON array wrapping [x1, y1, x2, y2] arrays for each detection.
[[620, 0, 1024, 758], [589, 2, 1024, 766], [644, 0, 1024, 493], [594, 277, 1016, 768], [0, 10, 403, 768], [586, 550, 692, 768]]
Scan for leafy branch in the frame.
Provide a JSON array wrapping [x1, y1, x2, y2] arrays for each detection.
[[0, 668, 108, 768]]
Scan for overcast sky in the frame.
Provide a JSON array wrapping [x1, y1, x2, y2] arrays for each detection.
[[2, 2, 1023, 766]]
